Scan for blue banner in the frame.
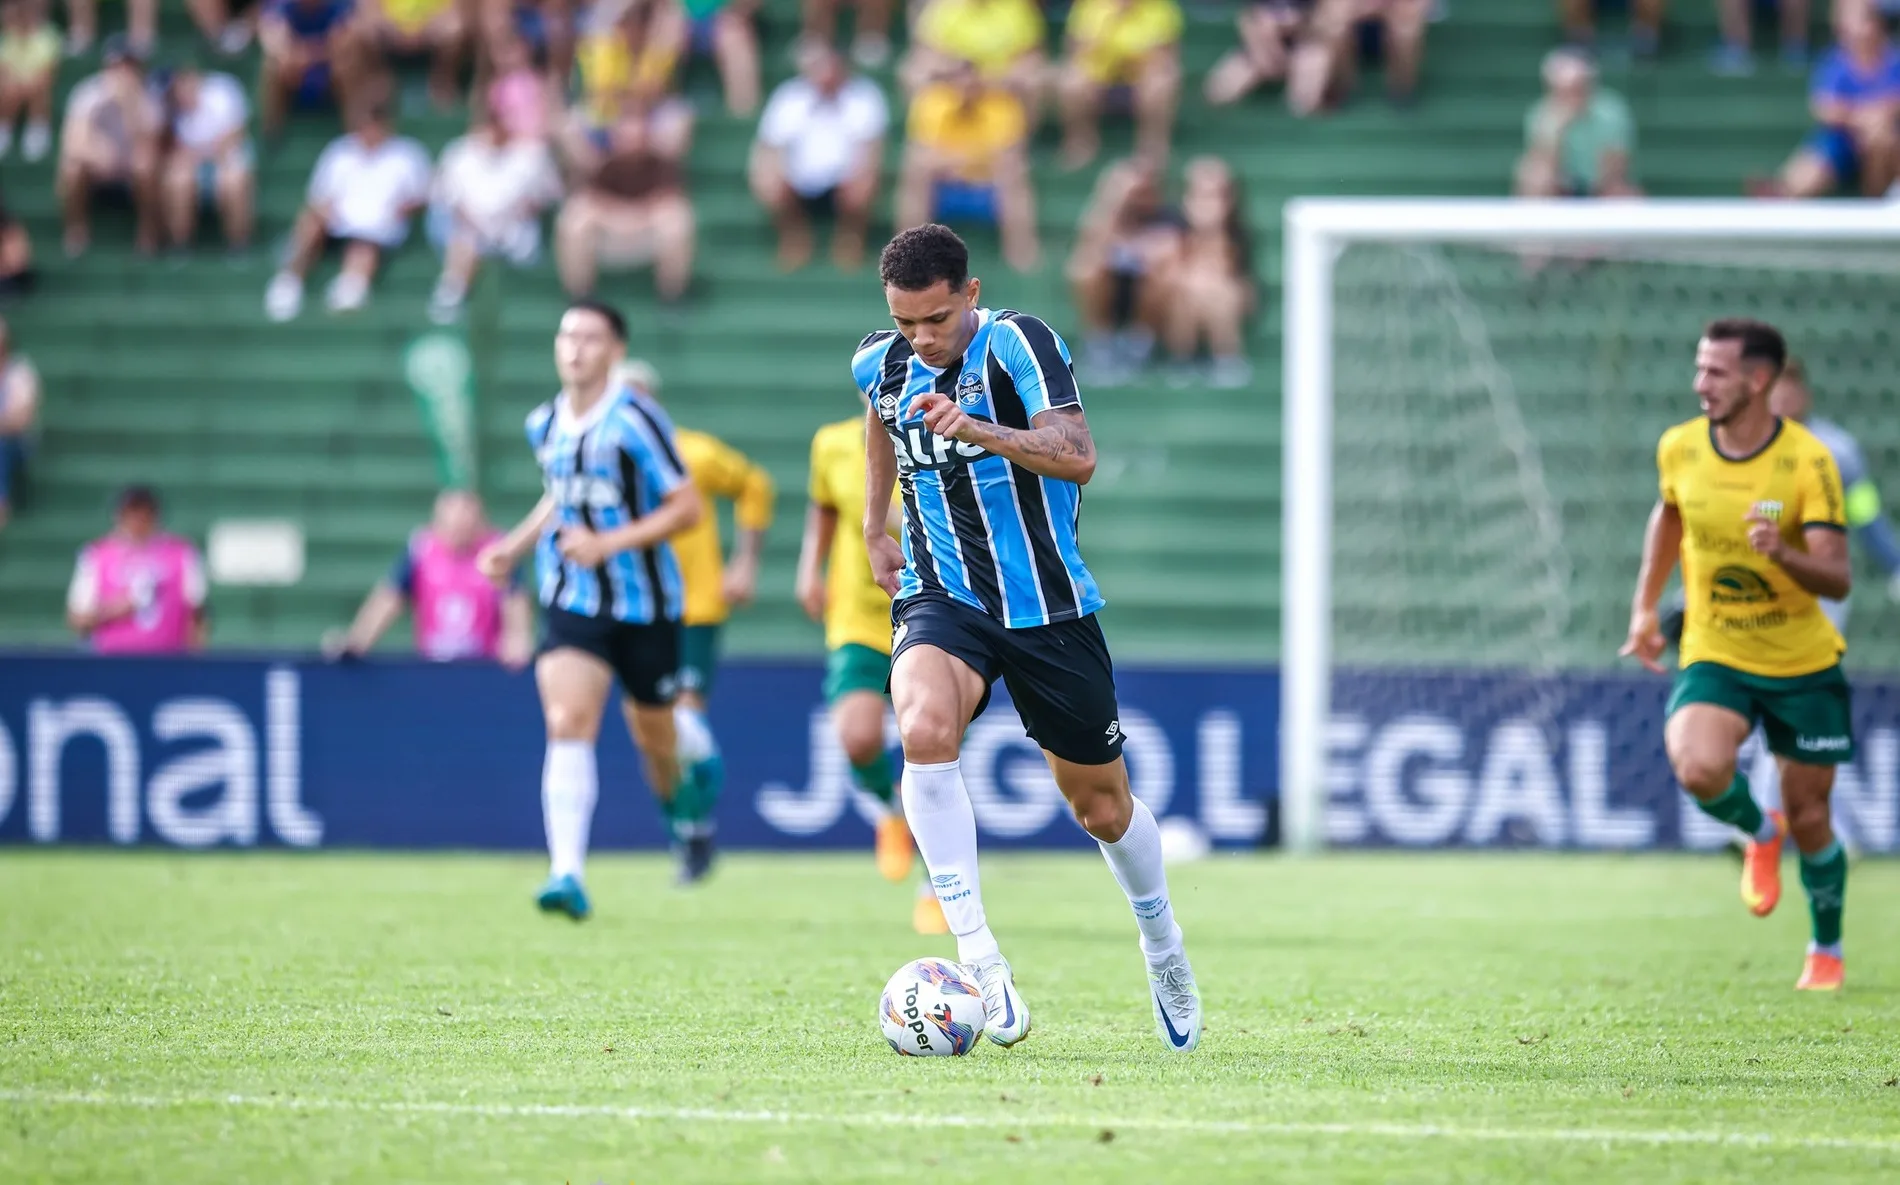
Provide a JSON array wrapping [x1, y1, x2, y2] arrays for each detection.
[[3, 655, 1894, 852], [0, 656, 1275, 851]]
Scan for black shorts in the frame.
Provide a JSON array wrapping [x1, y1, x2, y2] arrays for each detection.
[[541, 607, 681, 707], [891, 592, 1125, 766]]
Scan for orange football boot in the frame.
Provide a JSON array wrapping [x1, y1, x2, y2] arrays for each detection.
[[1740, 809, 1787, 918], [876, 815, 915, 882], [912, 885, 949, 935], [1795, 951, 1844, 992]]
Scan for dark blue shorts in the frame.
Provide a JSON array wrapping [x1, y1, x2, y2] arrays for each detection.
[[540, 607, 681, 706], [1804, 126, 1862, 186], [933, 181, 998, 224], [891, 592, 1125, 766]]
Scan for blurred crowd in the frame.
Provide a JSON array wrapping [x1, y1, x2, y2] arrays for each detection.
[[8, 0, 1900, 650]]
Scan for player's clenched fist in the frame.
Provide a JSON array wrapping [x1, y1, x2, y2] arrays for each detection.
[[1744, 514, 1785, 561], [1619, 607, 1667, 674], [865, 530, 905, 597], [475, 541, 515, 587], [910, 392, 977, 442]]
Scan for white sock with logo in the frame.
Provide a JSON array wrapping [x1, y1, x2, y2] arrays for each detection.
[[903, 759, 1000, 964], [542, 739, 597, 880], [1098, 797, 1181, 959]]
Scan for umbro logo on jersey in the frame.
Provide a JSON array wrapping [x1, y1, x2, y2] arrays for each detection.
[[1104, 719, 1122, 743], [879, 394, 898, 410]]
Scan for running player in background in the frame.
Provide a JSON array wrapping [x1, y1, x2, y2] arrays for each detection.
[[857, 224, 1201, 1051], [1622, 319, 1853, 992], [796, 399, 948, 936], [1660, 358, 1900, 851], [327, 489, 536, 668], [478, 300, 703, 919], [615, 358, 775, 885]]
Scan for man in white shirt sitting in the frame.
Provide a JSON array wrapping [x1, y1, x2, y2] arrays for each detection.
[[747, 41, 887, 270], [264, 100, 431, 320], [425, 111, 562, 323], [160, 58, 255, 251]]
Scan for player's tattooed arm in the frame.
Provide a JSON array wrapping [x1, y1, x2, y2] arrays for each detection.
[[918, 397, 1098, 484]]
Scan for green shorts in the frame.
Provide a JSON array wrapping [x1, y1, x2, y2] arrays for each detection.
[[824, 643, 891, 705], [678, 624, 721, 698], [1666, 661, 1856, 765]]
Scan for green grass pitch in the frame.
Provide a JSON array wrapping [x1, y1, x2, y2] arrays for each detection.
[[4, 850, 1898, 1183]]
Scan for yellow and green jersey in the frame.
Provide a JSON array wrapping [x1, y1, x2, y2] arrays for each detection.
[[809, 417, 898, 655], [1658, 415, 1847, 677], [674, 428, 774, 628]]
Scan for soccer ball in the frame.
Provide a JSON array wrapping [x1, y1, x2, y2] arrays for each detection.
[[878, 958, 985, 1056]]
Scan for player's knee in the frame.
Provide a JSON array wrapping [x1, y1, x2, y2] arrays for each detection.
[[1786, 793, 1833, 848], [896, 701, 961, 762], [1670, 752, 1732, 798], [543, 702, 597, 742], [839, 719, 886, 767], [1065, 780, 1132, 841]]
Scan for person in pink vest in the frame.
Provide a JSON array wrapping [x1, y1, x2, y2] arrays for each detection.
[[329, 488, 534, 667], [65, 484, 208, 653]]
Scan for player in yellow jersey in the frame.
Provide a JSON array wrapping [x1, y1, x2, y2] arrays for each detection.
[[620, 360, 774, 884], [1621, 319, 1852, 992], [796, 402, 948, 935]]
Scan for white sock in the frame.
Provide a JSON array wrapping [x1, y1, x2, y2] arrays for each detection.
[[1099, 797, 1181, 958], [673, 704, 717, 766], [542, 739, 597, 880], [903, 760, 999, 964]]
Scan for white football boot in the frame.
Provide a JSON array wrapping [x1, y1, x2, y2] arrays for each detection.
[[1148, 944, 1203, 1052], [966, 954, 1031, 1047]]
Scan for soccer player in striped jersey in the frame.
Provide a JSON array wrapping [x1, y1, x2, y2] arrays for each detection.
[[855, 224, 1202, 1052], [477, 300, 703, 920]]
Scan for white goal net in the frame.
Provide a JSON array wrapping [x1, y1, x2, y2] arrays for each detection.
[[1280, 200, 1900, 854]]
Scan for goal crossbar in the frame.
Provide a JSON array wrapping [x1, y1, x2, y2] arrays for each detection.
[[1278, 199, 1900, 854]]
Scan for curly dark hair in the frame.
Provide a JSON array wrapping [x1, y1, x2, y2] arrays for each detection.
[[878, 224, 968, 293]]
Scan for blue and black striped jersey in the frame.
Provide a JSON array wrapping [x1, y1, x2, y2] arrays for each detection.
[[851, 308, 1104, 629], [525, 383, 688, 624]]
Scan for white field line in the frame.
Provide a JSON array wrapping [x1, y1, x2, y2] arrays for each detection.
[[2, 1088, 1897, 1153]]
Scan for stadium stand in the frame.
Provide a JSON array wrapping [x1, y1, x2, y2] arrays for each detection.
[[2, 0, 1888, 671]]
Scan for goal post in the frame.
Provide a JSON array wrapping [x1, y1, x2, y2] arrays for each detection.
[[1279, 199, 1900, 855]]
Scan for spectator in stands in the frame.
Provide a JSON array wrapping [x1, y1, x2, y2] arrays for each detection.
[[0, 314, 37, 531], [554, 86, 695, 305], [353, 0, 471, 110], [1712, 0, 1810, 75], [482, 0, 576, 87], [1204, 0, 1313, 108], [260, 0, 362, 136], [901, 0, 1046, 115], [0, 0, 57, 162], [1056, 0, 1182, 169], [0, 187, 32, 296], [66, 486, 209, 654], [57, 37, 162, 257], [1162, 156, 1255, 389], [64, 0, 156, 57], [1513, 47, 1639, 199], [749, 41, 887, 270], [161, 59, 256, 252], [896, 58, 1037, 271], [1068, 156, 1182, 384], [1558, 0, 1662, 60], [801, 0, 892, 69], [574, 0, 682, 126], [327, 489, 536, 667], [675, 0, 763, 117], [487, 31, 553, 142], [184, 0, 256, 55], [427, 110, 562, 322], [265, 100, 433, 320], [1287, 0, 1429, 116], [1753, 0, 1900, 198]]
